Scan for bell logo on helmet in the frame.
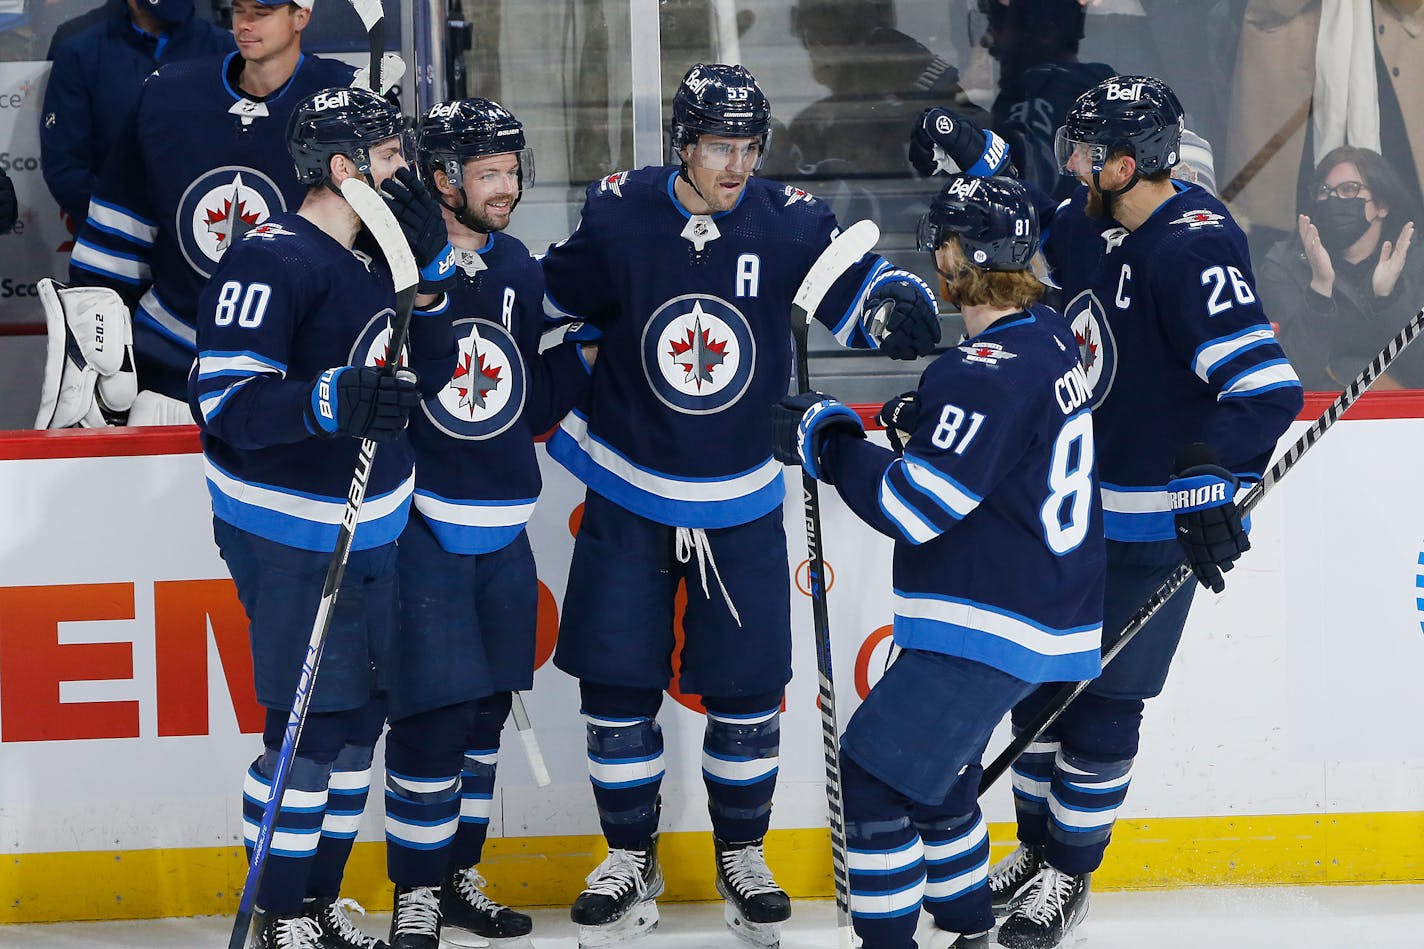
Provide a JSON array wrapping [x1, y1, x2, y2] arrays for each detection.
[[1104, 82, 1145, 102], [946, 177, 982, 200], [312, 89, 353, 112], [685, 70, 714, 96], [427, 102, 460, 120]]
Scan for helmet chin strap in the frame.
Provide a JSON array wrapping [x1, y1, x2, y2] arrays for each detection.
[[677, 157, 716, 212], [1092, 165, 1141, 218], [441, 188, 487, 235]]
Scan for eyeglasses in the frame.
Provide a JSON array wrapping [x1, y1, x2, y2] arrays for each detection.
[[1315, 180, 1371, 201]]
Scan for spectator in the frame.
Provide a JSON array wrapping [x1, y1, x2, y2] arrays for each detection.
[[0, 166, 15, 234], [1261, 145, 1423, 389], [40, 0, 234, 223]]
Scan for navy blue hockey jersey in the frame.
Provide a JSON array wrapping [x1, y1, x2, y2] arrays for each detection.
[[71, 52, 355, 394], [1041, 182, 1304, 542], [540, 166, 895, 529], [823, 307, 1105, 683], [191, 213, 438, 553], [409, 232, 592, 555]]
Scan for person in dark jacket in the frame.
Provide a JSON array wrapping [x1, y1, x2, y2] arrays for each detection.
[[1260, 145, 1424, 390], [40, 0, 233, 223]]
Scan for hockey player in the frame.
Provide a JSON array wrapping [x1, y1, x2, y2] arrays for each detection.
[[191, 86, 456, 949], [68, 0, 355, 414], [772, 173, 1105, 949], [910, 77, 1303, 948], [539, 62, 943, 947], [378, 97, 595, 949]]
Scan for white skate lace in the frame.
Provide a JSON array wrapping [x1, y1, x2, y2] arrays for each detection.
[[583, 847, 648, 899], [274, 915, 324, 949], [453, 867, 510, 914], [321, 897, 382, 948], [675, 527, 742, 626], [988, 845, 1034, 891], [1017, 866, 1077, 924], [393, 886, 441, 936], [720, 842, 782, 897]]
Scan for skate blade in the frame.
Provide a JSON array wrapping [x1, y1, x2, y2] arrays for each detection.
[[441, 930, 538, 948], [577, 899, 660, 948], [723, 902, 781, 948]]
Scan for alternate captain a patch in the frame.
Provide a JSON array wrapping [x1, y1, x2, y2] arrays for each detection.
[[640, 293, 755, 414], [422, 318, 526, 440]]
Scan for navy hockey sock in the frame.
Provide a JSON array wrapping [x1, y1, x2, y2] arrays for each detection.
[[581, 682, 665, 848], [384, 703, 469, 886], [1009, 695, 1061, 849], [449, 692, 512, 870], [306, 742, 375, 898], [1045, 748, 1134, 875], [914, 806, 993, 936], [243, 753, 332, 917], [701, 692, 782, 843], [842, 755, 924, 949]]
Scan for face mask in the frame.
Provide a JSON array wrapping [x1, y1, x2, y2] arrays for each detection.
[[1314, 196, 1372, 252]]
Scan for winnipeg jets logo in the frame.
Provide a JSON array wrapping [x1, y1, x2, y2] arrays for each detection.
[[599, 171, 629, 197], [957, 341, 1018, 366], [1170, 209, 1226, 230], [348, 309, 411, 372], [783, 185, 815, 206], [641, 294, 754, 414], [246, 221, 296, 241], [1101, 226, 1130, 253], [1064, 289, 1116, 407], [178, 166, 285, 277], [424, 319, 526, 439]]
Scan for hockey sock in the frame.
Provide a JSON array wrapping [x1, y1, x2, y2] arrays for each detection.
[[580, 682, 665, 849], [1044, 693, 1142, 874], [842, 754, 925, 949], [306, 742, 374, 898], [701, 691, 782, 843], [1009, 690, 1062, 850], [384, 703, 469, 886], [913, 796, 993, 936], [243, 753, 333, 917], [449, 691, 513, 871]]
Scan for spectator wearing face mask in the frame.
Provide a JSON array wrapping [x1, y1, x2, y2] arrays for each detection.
[[1260, 144, 1424, 389]]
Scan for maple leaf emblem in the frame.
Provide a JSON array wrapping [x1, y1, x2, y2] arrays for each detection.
[[205, 173, 262, 253], [667, 305, 728, 389], [452, 345, 502, 411], [1074, 322, 1099, 368]]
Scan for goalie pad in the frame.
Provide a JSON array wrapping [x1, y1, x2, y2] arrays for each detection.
[[128, 390, 196, 427], [34, 278, 137, 429], [351, 53, 406, 97]]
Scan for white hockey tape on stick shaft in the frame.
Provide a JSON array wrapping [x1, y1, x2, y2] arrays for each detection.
[[510, 691, 551, 788]]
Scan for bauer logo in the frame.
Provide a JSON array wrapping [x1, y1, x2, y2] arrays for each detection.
[[176, 166, 285, 278], [1064, 289, 1117, 408], [641, 294, 755, 415], [423, 318, 527, 440]]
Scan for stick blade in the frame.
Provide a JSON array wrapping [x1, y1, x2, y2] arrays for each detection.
[[340, 178, 419, 293], [345, 0, 385, 31], [792, 219, 880, 320]]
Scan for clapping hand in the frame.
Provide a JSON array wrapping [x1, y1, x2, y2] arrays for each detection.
[[1373, 220, 1415, 298], [1298, 213, 1335, 297]]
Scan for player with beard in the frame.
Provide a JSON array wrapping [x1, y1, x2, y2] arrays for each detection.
[[377, 98, 596, 949], [540, 62, 942, 948], [909, 75, 1302, 948]]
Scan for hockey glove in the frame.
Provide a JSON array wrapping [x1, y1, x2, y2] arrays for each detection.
[[878, 390, 921, 454], [0, 167, 16, 234], [380, 166, 456, 295], [772, 391, 866, 484], [306, 366, 421, 442], [866, 270, 941, 360], [1168, 443, 1250, 594], [908, 107, 1012, 179]]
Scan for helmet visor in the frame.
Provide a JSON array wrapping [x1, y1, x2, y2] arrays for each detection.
[[459, 147, 536, 193], [915, 212, 945, 253], [1053, 126, 1107, 177], [684, 135, 768, 173]]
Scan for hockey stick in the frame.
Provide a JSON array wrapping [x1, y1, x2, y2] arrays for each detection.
[[226, 178, 418, 949], [510, 691, 552, 787], [790, 219, 881, 949], [979, 304, 1424, 797], [345, 0, 386, 94]]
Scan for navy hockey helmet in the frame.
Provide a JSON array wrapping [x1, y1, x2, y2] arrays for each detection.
[[669, 63, 771, 168], [1054, 75, 1184, 177], [416, 97, 535, 192], [916, 174, 1038, 272], [287, 86, 406, 186]]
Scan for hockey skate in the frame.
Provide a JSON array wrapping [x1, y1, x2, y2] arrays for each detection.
[[570, 839, 664, 948], [440, 867, 534, 947], [305, 896, 389, 949], [995, 866, 1090, 949], [989, 843, 1045, 914], [388, 885, 441, 949], [257, 912, 325, 949], [712, 836, 791, 948]]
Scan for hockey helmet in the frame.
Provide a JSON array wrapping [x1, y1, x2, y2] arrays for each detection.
[[916, 174, 1038, 272], [1054, 75, 1184, 177], [287, 86, 407, 186], [416, 98, 535, 193], [669, 63, 771, 169]]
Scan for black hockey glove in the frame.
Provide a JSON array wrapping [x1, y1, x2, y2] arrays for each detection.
[[865, 270, 941, 360], [772, 391, 865, 484], [0, 167, 16, 235], [909, 107, 1012, 179], [877, 390, 920, 454], [305, 366, 421, 443], [1168, 443, 1250, 594], [380, 166, 456, 295]]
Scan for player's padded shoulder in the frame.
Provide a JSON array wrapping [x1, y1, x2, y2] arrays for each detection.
[[1147, 184, 1247, 257], [581, 167, 664, 205], [743, 176, 830, 217]]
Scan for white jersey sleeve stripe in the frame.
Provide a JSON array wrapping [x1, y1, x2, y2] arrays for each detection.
[[1192, 325, 1277, 381], [85, 198, 159, 246], [1218, 359, 1300, 399], [901, 454, 982, 518], [70, 237, 151, 284], [878, 475, 942, 545]]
